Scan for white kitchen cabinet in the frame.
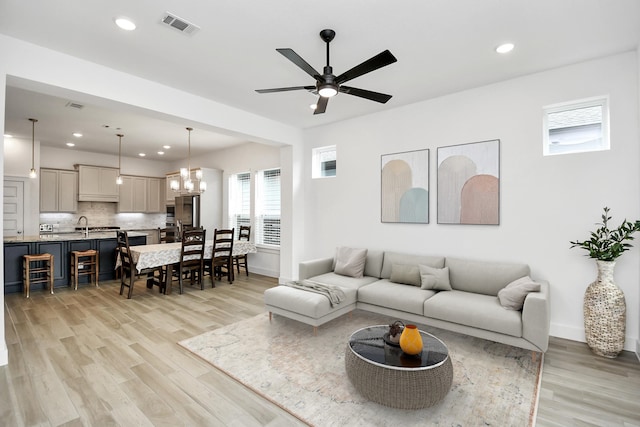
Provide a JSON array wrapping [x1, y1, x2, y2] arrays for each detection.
[[147, 178, 163, 213], [119, 176, 164, 213], [118, 176, 147, 212], [40, 168, 78, 212], [77, 165, 119, 202], [166, 172, 180, 204]]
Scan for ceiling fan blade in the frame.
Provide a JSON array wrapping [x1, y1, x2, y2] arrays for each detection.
[[255, 86, 315, 94], [313, 96, 328, 115], [339, 86, 392, 103], [335, 50, 397, 85], [277, 48, 322, 80]]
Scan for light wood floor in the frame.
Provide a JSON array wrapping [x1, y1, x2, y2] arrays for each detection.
[[2, 274, 639, 426]]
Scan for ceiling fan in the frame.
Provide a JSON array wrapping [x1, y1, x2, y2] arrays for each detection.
[[256, 29, 397, 115]]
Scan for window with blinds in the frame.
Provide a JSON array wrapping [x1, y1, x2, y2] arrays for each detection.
[[228, 172, 251, 238], [255, 168, 281, 246]]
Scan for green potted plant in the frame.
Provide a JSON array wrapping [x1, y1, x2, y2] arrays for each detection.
[[570, 207, 640, 358]]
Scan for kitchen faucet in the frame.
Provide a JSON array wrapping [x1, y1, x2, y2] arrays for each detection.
[[78, 216, 89, 237]]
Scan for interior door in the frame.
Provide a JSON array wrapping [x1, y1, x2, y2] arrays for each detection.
[[4, 179, 25, 237]]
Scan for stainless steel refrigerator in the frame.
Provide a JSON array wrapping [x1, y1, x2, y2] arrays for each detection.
[[175, 195, 200, 229]]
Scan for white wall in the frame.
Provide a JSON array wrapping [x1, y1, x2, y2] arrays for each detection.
[[302, 51, 640, 350], [40, 146, 172, 177], [197, 142, 282, 277], [3, 136, 40, 235]]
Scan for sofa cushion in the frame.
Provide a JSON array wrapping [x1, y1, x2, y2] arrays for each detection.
[[498, 276, 541, 310], [381, 252, 445, 279], [363, 250, 384, 278], [445, 257, 531, 296], [334, 247, 368, 278], [309, 272, 380, 290], [419, 265, 452, 291], [423, 290, 522, 337], [264, 284, 357, 319], [357, 279, 436, 315], [390, 263, 421, 287]]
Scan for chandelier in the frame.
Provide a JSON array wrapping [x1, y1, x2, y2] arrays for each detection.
[[170, 127, 206, 193]]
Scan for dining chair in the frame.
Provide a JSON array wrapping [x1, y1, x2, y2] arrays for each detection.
[[157, 226, 180, 285], [176, 228, 206, 293], [234, 225, 251, 276], [117, 230, 162, 299], [206, 228, 235, 285], [158, 226, 179, 243]]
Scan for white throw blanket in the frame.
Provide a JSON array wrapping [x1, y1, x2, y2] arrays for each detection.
[[284, 280, 346, 307]]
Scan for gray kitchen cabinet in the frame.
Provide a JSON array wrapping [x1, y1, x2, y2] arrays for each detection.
[[40, 168, 78, 212], [77, 165, 119, 202], [147, 177, 163, 213], [165, 172, 180, 204], [118, 176, 147, 212], [119, 176, 163, 213]]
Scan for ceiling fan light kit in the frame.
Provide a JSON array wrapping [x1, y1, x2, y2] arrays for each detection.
[[256, 29, 397, 114]]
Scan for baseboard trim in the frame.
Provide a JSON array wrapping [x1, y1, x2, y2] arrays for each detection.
[[551, 322, 636, 352]]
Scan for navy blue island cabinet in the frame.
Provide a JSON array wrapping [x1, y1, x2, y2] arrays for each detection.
[[3, 234, 146, 294]]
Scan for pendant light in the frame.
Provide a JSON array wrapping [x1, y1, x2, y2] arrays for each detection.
[[28, 118, 38, 179], [116, 133, 124, 185], [172, 127, 206, 193]]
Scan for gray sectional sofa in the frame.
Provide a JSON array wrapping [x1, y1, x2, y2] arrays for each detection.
[[264, 249, 550, 353]]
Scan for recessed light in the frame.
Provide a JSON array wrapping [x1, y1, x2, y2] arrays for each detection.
[[73, 132, 83, 138], [157, 151, 165, 155], [66, 142, 75, 147], [163, 145, 171, 149], [115, 17, 136, 31], [138, 153, 146, 157], [496, 43, 515, 54], [310, 104, 317, 110], [4, 134, 12, 138]]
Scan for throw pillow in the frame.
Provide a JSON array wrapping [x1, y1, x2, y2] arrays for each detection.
[[419, 264, 452, 291], [334, 247, 368, 278], [390, 263, 421, 286], [497, 276, 541, 311]]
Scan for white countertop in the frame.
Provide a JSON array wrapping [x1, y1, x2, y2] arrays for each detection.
[[4, 231, 149, 243]]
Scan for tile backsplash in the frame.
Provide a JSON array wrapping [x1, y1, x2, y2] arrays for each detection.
[[40, 202, 165, 232]]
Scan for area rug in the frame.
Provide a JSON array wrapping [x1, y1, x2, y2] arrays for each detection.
[[179, 310, 543, 426]]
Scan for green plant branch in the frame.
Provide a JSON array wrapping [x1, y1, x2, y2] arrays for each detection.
[[570, 207, 640, 261]]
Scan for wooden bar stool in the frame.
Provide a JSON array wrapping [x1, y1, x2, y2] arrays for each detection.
[[23, 253, 54, 298], [70, 250, 99, 290]]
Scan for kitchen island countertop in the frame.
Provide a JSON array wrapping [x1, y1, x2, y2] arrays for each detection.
[[4, 231, 149, 243]]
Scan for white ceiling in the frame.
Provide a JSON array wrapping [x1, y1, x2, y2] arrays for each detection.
[[1, 0, 639, 161]]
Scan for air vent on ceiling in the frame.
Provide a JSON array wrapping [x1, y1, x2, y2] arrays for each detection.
[[161, 12, 200, 35], [65, 101, 84, 109]]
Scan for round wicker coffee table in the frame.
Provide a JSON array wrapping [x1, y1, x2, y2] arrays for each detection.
[[345, 325, 453, 409]]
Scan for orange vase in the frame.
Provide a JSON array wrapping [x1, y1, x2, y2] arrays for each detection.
[[399, 324, 423, 355]]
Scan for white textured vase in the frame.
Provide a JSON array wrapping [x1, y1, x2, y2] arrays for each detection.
[[583, 260, 626, 358]]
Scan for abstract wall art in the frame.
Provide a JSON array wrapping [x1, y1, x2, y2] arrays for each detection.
[[437, 139, 500, 225], [381, 149, 429, 223]]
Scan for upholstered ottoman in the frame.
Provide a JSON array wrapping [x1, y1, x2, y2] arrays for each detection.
[[264, 282, 358, 333]]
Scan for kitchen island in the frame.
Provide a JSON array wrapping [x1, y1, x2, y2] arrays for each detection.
[[3, 231, 148, 294]]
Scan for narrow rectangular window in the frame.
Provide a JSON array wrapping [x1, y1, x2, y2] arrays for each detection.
[[543, 97, 609, 156], [255, 168, 280, 246], [312, 145, 337, 178], [228, 172, 251, 238]]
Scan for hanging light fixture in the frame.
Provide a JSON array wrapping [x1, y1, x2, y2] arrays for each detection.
[[171, 127, 206, 193], [28, 118, 38, 179], [116, 134, 124, 185]]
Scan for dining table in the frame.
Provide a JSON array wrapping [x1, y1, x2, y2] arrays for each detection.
[[116, 240, 257, 294]]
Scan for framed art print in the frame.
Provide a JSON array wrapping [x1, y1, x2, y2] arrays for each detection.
[[437, 139, 500, 225], [381, 149, 429, 223]]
